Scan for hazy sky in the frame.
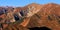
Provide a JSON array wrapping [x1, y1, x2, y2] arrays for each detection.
[[0, 0, 60, 7]]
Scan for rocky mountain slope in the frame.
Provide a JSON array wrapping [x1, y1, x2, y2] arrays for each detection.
[[27, 3, 60, 30], [0, 3, 60, 30]]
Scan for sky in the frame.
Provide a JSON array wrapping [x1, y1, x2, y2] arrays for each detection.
[[0, 0, 60, 7]]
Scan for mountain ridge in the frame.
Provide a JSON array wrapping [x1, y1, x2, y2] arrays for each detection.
[[0, 3, 60, 30]]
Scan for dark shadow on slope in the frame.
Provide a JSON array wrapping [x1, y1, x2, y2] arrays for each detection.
[[28, 27, 51, 30]]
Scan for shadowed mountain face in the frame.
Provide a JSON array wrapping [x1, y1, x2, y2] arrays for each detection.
[[0, 3, 60, 30]]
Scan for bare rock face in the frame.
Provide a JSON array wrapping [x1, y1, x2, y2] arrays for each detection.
[[0, 3, 60, 30], [27, 3, 60, 30]]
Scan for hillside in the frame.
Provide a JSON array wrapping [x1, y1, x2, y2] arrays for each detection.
[[0, 3, 60, 30]]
